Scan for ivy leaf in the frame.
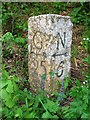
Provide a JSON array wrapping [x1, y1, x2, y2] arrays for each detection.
[[6, 80, 14, 93]]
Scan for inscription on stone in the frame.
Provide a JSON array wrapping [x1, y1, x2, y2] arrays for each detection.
[[28, 14, 73, 93]]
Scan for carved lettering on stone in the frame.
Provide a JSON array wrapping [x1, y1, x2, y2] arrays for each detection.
[[28, 14, 73, 93]]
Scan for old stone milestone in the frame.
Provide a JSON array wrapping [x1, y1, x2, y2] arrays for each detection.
[[28, 14, 73, 94]]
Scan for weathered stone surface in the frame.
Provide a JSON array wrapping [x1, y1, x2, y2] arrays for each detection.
[[28, 14, 73, 94]]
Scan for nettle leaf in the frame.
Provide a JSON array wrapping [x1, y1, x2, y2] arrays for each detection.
[[6, 80, 14, 93]]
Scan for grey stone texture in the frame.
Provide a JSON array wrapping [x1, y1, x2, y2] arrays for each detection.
[[28, 14, 73, 93]]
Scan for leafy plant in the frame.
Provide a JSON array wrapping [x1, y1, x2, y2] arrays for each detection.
[[1, 66, 61, 119], [2, 32, 28, 79], [62, 79, 89, 119], [70, 3, 90, 24], [2, 32, 26, 45]]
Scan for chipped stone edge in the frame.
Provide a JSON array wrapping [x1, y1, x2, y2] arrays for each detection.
[[28, 14, 71, 21]]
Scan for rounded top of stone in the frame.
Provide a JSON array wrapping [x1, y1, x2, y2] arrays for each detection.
[[28, 14, 71, 21]]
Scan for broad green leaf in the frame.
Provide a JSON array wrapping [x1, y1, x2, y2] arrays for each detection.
[[42, 111, 59, 118], [6, 80, 14, 93], [2, 70, 9, 80], [15, 37, 25, 44], [20, 38, 25, 44], [5, 97, 15, 108], [44, 99, 59, 113], [12, 75, 19, 82], [21, 105, 32, 112], [81, 113, 88, 118], [52, 115, 59, 118], [1, 107, 9, 116], [76, 80, 81, 87], [72, 7, 82, 16], [83, 56, 90, 64], [42, 111, 52, 118], [2, 32, 14, 42], [15, 108, 23, 118], [12, 81, 18, 91], [0, 80, 8, 89], [28, 102, 33, 107], [24, 111, 36, 118], [62, 106, 70, 114], [0, 89, 8, 100]]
